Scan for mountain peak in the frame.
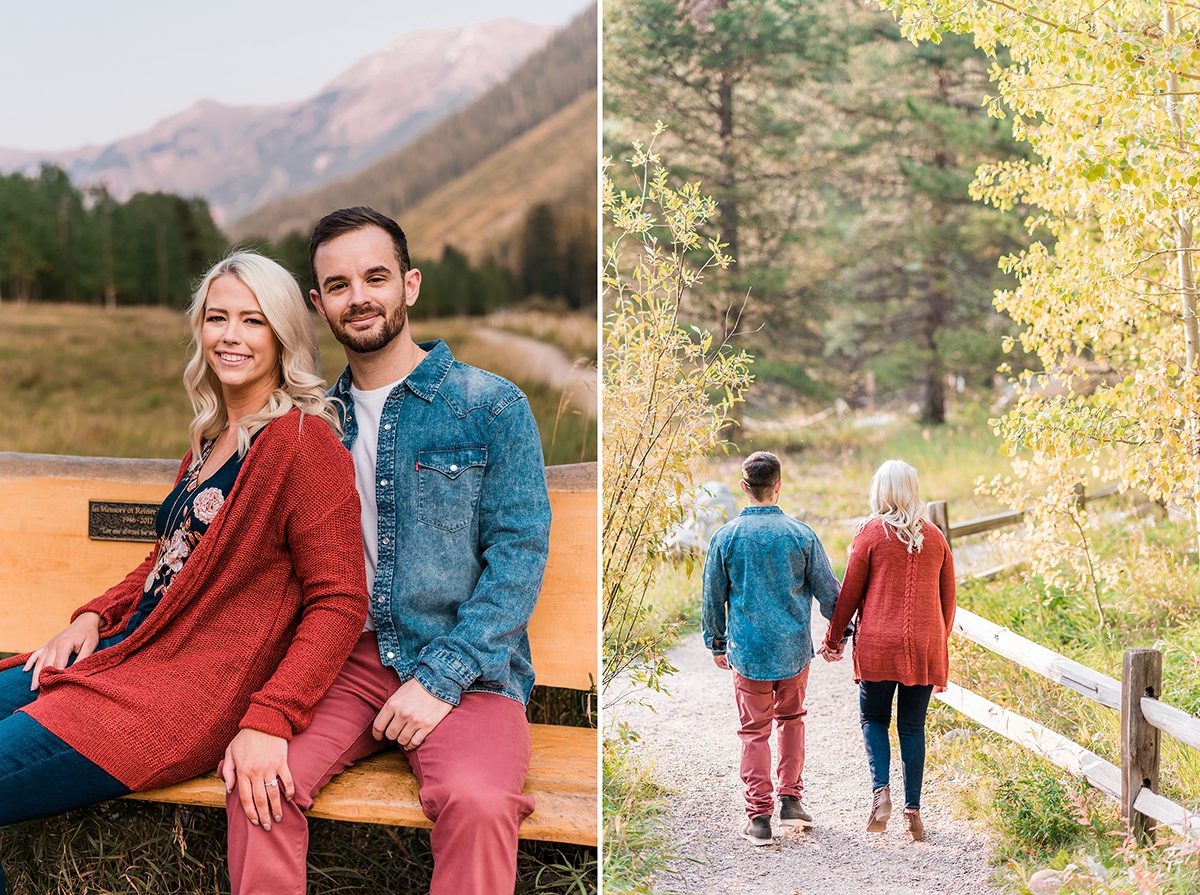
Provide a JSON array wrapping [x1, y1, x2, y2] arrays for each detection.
[[328, 19, 552, 94]]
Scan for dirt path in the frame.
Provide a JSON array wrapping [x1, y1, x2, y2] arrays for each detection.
[[612, 619, 1007, 895], [473, 328, 596, 417]]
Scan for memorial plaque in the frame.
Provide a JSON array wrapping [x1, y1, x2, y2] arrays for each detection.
[[89, 500, 159, 542]]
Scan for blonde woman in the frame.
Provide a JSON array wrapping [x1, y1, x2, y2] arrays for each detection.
[[0, 253, 367, 894], [819, 460, 956, 841]]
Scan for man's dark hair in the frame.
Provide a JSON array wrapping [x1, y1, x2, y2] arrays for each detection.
[[308, 205, 411, 290], [741, 451, 781, 501]]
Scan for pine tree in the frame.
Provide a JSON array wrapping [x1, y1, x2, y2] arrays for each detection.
[[606, 0, 843, 347], [820, 23, 1027, 422]]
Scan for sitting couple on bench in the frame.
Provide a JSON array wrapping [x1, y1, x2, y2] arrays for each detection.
[[0, 206, 551, 895]]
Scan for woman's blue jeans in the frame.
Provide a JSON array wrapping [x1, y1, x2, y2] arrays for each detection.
[[0, 636, 132, 895], [859, 679, 934, 810]]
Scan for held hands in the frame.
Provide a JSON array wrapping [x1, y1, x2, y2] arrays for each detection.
[[712, 653, 730, 670], [222, 729, 295, 832], [23, 611, 102, 690], [817, 642, 845, 663], [372, 677, 453, 750]]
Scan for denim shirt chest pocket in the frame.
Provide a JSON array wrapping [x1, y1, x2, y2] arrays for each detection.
[[417, 446, 488, 532]]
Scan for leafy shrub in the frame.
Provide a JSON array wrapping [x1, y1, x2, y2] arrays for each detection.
[[994, 765, 1103, 856], [602, 131, 753, 697]]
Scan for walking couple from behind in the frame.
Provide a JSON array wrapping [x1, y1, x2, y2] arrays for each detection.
[[702, 451, 957, 847], [0, 205, 550, 895]]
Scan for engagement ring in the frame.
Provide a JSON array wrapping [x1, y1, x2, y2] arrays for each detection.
[[265, 779, 278, 788]]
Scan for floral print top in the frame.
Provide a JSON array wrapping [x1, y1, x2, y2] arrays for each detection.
[[126, 435, 256, 634]]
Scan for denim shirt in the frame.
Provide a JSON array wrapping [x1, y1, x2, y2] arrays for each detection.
[[330, 339, 552, 706], [701, 506, 842, 681]]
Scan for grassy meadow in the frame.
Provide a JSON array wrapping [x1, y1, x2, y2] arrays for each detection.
[[609, 406, 1200, 894], [0, 302, 595, 465], [736, 404, 1015, 562], [638, 403, 1016, 635]]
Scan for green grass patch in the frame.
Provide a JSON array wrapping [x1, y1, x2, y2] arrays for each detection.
[[634, 559, 702, 640], [928, 515, 1200, 884], [601, 736, 673, 895], [601, 562, 696, 890], [992, 761, 1110, 856], [738, 401, 1012, 521]]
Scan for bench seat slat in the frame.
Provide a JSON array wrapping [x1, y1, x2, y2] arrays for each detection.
[[126, 723, 597, 846]]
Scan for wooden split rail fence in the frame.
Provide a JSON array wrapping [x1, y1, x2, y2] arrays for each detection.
[[927, 482, 1160, 583], [925, 489, 1199, 842]]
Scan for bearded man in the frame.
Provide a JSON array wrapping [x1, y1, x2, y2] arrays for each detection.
[[223, 205, 551, 895]]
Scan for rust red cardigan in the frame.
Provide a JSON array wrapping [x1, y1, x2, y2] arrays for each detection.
[[824, 518, 956, 688], [0, 408, 368, 791]]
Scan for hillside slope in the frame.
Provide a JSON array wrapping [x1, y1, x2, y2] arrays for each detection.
[[401, 90, 596, 265], [230, 5, 597, 245]]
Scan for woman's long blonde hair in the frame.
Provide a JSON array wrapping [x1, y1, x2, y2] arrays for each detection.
[[862, 459, 926, 553], [184, 251, 341, 459]]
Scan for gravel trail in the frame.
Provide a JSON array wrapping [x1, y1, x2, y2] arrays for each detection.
[[612, 621, 1008, 895], [472, 328, 596, 417]]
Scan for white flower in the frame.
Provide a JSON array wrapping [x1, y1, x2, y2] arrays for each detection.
[[163, 528, 191, 574], [193, 488, 225, 525]]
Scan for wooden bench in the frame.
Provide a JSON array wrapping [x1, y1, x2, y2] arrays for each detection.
[[0, 453, 597, 847]]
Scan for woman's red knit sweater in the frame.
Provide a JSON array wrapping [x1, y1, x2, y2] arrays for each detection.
[[0, 408, 368, 791], [823, 518, 956, 688]]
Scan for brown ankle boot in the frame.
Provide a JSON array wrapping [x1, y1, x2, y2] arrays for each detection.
[[903, 807, 925, 841], [866, 785, 891, 832]]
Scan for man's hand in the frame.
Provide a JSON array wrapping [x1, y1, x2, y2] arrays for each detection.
[[23, 612, 102, 690], [712, 653, 730, 670], [222, 729, 295, 832], [817, 643, 844, 663], [373, 678, 453, 750]]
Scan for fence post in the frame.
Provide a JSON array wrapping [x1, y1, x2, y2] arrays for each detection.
[[928, 500, 951, 551], [1122, 648, 1162, 844]]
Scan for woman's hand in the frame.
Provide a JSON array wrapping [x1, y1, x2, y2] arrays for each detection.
[[23, 611, 102, 690], [222, 729, 295, 831], [817, 643, 844, 663]]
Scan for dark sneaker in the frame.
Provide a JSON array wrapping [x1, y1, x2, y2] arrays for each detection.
[[779, 795, 814, 829], [739, 814, 773, 846]]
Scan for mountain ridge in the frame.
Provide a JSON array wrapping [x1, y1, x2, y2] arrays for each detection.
[[401, 90, 596, 266], [230, 5, 598, 246], [0, 19, 555, 223]]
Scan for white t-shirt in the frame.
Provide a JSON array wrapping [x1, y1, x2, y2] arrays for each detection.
[[348, 377, 405, 632]]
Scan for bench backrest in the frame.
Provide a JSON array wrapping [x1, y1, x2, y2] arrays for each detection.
[[0, 454, 597, 692]]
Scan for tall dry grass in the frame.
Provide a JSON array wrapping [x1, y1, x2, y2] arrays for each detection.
[[0, 303, 595, 465]]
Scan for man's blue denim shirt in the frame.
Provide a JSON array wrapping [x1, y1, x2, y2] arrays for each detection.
[[330, 339, 552, 706], [701, 505, 842, 681]]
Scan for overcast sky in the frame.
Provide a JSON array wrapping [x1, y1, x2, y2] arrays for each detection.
[[1, 0, 591, 151]]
